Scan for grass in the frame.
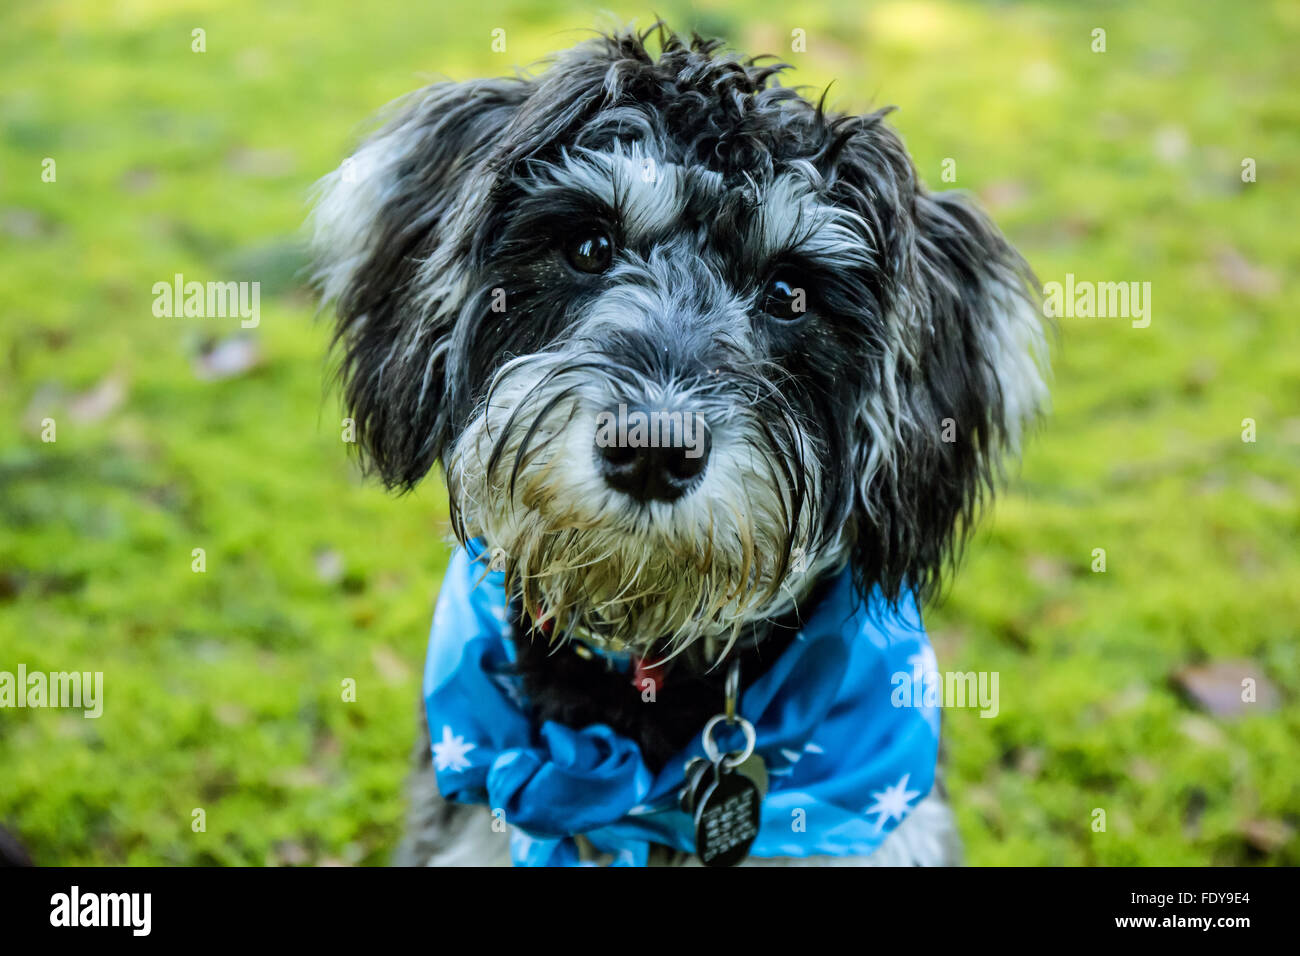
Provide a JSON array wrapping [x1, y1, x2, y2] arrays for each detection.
[[1, 0, 1297, 865]]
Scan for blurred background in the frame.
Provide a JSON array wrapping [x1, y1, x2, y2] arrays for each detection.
[[1, 0, 1297, 865]]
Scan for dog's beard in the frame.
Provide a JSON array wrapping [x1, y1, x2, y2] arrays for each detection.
[[445, 352, 828, 656]]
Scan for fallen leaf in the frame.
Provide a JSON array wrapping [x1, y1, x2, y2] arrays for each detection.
[[1214, 246, 1281, 297], [1239, 819, 1295, 854], [194, 336, 262, 381], [313, 548, 345, 585], [68, 372, 127, 423], [1, 207, 56, 240], [1172, 660, 1281, 717], [372, 645, 410, 685], [1026, 554, 1070, 585], [270, 840, 310, 866]]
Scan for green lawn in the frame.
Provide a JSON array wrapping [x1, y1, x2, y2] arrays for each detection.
[[1, 0, 1297, 865]]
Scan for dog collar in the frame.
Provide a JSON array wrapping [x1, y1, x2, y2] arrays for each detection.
[[529, 608, 732, 684], [423, 541, 941, 866]]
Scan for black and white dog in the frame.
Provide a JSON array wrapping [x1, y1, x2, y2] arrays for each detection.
[[312, 25, 1048, 866]]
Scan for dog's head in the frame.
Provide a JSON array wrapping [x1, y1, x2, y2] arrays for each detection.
[[312, 26, 1048, 654]]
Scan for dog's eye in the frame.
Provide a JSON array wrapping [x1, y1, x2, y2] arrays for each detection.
[[761, 272, 807, 321], [566, 231, 614, 274]]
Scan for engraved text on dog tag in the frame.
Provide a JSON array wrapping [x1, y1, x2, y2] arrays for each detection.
[[693, 760, 760, 867]]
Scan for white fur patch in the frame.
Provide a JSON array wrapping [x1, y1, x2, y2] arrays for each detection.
[[522, 142, 692, 240], [753, 170, 875, 268], [309, 132, 418, 306], [981, 279, 1051, 454]]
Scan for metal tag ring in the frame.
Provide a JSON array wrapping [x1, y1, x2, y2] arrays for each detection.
[[701, 714, 756, 768]]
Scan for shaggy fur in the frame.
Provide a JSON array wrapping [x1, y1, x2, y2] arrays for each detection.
[[312, 24, 1048, 866]]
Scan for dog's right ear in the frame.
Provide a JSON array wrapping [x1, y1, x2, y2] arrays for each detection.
[[310, 78, 532, 490]]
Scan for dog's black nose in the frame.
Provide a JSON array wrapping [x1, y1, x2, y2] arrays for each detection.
[[594, 404, 711, 503]]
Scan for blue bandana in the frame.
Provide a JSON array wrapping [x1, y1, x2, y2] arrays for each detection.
[[423, 542, 941, 866]]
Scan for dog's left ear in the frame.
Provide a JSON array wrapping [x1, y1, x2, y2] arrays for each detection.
[[830, 115, 1050, 601]]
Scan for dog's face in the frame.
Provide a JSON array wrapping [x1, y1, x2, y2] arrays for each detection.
[[313, 29, 1048, 654]]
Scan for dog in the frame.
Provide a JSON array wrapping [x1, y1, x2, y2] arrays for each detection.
[[311, 24, 1048, 866]]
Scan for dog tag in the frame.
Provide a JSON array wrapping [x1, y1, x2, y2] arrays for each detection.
[[732, 752, 768, 799], [692, 758, 760, 867]]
